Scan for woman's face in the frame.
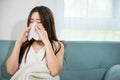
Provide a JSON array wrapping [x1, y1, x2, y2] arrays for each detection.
[[29, 12, 42, 26]]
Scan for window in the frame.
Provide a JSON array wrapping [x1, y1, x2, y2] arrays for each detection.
[[88, 0, 112, 18], [64, 0, 112, 18], [64, 0, 87, 17], [60, 0, 120, 41]]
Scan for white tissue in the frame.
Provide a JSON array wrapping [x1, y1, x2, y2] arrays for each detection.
[[28, 23, 41, 41]]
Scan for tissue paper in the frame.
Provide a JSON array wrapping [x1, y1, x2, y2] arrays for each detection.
[[28, 23, 41, 40]]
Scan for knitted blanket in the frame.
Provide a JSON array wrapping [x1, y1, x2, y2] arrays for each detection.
[[10, 60, 53, 80]]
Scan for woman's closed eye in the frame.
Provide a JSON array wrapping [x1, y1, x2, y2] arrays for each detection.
[[37, 21, 42, 24], [30, 21, 34, 23]]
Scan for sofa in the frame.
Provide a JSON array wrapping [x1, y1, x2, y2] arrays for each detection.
[[0, 40, 120, 80]]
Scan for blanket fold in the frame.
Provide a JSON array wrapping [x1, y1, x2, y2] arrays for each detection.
[[10, 60, 53, 80]]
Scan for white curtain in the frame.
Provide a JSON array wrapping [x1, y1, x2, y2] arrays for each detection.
[[56, 0, 120, 41]]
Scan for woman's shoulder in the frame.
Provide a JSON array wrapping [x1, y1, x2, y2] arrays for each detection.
[[53, 40, 64, 47], [53, 40, 64, 52]]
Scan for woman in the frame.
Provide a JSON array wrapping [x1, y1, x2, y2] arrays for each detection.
[[6, 6, 64, 80]]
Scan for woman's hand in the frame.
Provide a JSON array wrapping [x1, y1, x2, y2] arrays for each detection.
[[35, 24, 49, 44], [16, 27, 31, 46]]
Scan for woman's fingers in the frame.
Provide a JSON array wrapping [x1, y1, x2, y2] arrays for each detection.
[[23, 27, 31, 37], [17, 27, 31, 44], [37, 24, 45, 30], [26, 27, 31, 33], [35, 24, 49, 43]]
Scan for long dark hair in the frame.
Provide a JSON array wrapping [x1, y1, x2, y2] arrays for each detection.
[[19, 6, 61, 64]]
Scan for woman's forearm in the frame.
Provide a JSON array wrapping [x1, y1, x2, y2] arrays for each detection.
[[45, 41, 62, 76], [6, 41, 22, 75]]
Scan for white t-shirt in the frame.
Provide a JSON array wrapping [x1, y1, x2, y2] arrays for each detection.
[[19, 44, 60, 80]]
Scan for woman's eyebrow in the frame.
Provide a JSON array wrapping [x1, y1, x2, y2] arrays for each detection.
[[30, 19, 33, 20], [36, 19, 40, 20], [30, 18, 40, 20]]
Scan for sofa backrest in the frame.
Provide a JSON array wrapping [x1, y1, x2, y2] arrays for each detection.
[[0, 40, 15, 79], [0, 40, 120, 80], [60, 41, 120, 80]]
